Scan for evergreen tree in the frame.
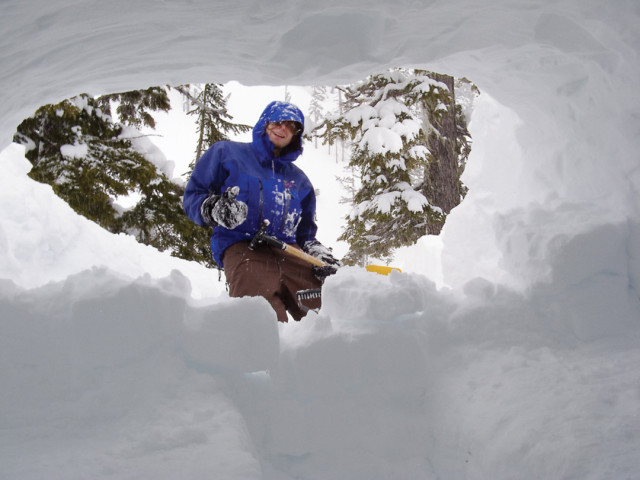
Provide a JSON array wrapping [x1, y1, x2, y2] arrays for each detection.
[[313, 68, 472, 265], [97, 86, 171, 129], [181, 84, 251, 166], [309, 86, 327, 147], [419, 73, 473, 234], [117, 172, 216, 267], [14, 94, 160, 231], [13, 88, 218, 268]]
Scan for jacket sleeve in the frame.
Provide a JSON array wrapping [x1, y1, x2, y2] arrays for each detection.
[[183, 144, 227, 226]]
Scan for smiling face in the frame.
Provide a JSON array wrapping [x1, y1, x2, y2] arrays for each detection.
[[266, 121, 298, 149]]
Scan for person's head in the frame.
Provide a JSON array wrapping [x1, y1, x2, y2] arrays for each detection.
[[254, 101, 305, 158], [266, 120, 302, 149]]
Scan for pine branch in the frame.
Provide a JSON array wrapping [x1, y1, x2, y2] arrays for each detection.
[[172, 85, 227, 116]]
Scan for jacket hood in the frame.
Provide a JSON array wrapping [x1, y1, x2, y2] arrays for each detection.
[[252, 101, 305, 164]]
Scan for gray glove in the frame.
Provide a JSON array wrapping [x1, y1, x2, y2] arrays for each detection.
[[302, 239, 341, 266], [302, 239, 341, 282], [200, 186, 248, 229]]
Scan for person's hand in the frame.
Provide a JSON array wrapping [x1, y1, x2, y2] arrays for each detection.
[[200, 186, 248, 229], [302, 239, 341, 266], [303, 240, 341, 282]]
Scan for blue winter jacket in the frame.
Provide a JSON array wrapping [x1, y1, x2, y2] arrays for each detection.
[[183, 101, 318, 267]]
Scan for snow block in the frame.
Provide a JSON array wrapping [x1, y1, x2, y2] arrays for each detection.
[[320, 266, 442, 326], [543, 222, 640, 341], [629, 220, 640, 300], [69, 281, 185, 368], [269, 321, 432, 478], [181, 297, 280, 373]]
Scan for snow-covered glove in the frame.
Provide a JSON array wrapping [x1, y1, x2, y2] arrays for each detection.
[[302, 239, 341, 282], [302, 239, 341, 266], [200, 186, 248, 229]]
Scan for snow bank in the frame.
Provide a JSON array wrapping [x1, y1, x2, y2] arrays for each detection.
[[2, 261, 639, 479], [0, 269, 269, 479]]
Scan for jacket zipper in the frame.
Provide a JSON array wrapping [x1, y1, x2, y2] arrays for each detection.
[[258, 179, 264, 230]]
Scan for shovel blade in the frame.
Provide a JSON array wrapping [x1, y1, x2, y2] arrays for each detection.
[[365, 265, 402, 276]]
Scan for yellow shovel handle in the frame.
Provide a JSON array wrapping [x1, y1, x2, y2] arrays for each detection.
[[282, 244, 327, 267]]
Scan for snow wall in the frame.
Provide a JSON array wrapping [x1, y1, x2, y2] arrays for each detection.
[[1, 1, 640, 479]]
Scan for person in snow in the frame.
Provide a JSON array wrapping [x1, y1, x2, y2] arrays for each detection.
[[183, 101, 340, 322]]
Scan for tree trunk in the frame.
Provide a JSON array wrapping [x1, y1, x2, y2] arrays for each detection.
[[195, 86, 208, 162], [422, 73, 461, 235]]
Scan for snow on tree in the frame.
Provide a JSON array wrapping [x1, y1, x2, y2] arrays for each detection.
[[13, 88, 216, 268], [313, 68, 473, 265], [98, 86, 171, 130]]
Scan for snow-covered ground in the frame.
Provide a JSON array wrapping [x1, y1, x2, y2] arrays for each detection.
[[1, 1, 640, 478]]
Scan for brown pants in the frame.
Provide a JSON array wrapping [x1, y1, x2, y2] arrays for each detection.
[[222, 242, 322, 322]]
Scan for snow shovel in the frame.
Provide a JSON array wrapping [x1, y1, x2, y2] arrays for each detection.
[[249, 219, 327, 267], [365, 265, 402, 275], [249, 220, 403, 274], [249, 220, 330, 314], [249, 220, 402, 313], [294, 265, 403, 315]]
